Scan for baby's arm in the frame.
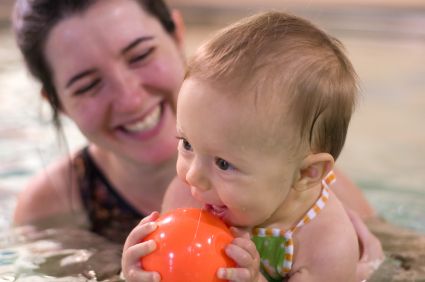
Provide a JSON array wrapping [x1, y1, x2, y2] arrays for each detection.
[[121, 212, 161, 282], [217, 227, 267, 282], [331, 169, 384, 279], [346, 208, 384, 281], [161, 177, 202, 212]]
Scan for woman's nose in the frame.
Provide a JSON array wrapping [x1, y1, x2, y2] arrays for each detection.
[[112, 69, 144, 112], [185, 159, 211, 193]]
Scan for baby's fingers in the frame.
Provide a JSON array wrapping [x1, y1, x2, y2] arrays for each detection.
[[217, 268, 251, 282], [122, 217, 160, 281], [124, 265, 161, 282], [227, 238, 259, 267], [220, 238, 261, 282], [230, 226, 251, 239], [122, 240, 158, 281], [125, 240, 157, 266], [356, 259, 384, 282], [123, 212, 159, 252]]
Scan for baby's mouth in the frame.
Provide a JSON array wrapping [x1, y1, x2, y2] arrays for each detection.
[[205, 204, 228, 220], [122, 103, 162, 133]]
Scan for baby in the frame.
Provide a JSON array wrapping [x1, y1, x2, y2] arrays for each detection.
[[124, 11, 360, 281]]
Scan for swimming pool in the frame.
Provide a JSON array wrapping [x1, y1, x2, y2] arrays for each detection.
[[0, 226, 123, 281]]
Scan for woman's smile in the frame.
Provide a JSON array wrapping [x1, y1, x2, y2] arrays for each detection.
[[116, 101, 167, 141], [121, 102, 162, 133]]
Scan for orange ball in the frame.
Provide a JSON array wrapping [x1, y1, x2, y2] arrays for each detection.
[[140, 208, 236, 282]]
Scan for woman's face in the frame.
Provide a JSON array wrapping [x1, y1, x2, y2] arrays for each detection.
[[44, 0, 185, 165]]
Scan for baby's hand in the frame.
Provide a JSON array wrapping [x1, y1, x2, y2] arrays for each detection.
[[346, 209, 384, 281], [121, 212, 161, 282], [217, 227, 265, 282]]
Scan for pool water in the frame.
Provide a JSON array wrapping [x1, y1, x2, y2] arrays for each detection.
[[0, 226, 123, 281]]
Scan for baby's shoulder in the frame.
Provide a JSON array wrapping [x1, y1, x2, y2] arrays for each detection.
[[300, 190, 356, 243], [290, 193, 358, 280]]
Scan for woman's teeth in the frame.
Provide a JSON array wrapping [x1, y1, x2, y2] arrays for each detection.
[[124, 105, 161, 132]]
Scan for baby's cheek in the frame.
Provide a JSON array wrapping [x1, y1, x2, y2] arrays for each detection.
[[175, 157, 188, 182]]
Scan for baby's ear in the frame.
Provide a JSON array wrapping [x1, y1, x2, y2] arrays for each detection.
[[294, 153, 334, 191]]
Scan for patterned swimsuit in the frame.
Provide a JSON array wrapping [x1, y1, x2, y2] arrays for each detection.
[[252, 172, 335, 281], [74, 147, 145, 244]]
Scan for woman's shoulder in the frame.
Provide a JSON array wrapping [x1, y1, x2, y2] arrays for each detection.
[[13, 149, 85, 225]]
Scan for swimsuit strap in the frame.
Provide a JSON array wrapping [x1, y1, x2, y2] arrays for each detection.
[[252, 171, 334, 279], [75, 147, 144, 243], [79, 147, 142, 217], [292, 171, 333, 231]]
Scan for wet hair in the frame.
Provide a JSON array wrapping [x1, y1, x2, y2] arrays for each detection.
[[186, 11, 358, 160], [12, 0, 176, 130]]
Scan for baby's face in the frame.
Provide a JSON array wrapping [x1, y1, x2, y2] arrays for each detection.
[[175, 78, 301, 228]]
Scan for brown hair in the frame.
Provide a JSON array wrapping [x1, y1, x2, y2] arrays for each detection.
[[186, 11, 358, 160], [13, 0, 176, 130]]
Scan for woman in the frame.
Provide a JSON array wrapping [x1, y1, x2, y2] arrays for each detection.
[[12, 0, 381, 273], [13, 0, 185, 243]]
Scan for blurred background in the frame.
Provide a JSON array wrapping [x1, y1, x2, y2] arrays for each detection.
[[1, 0, 424, 233]]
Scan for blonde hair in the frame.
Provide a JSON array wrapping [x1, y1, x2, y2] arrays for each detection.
[[186, 11, 358, 160]]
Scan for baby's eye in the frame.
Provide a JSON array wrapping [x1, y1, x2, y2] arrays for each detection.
[[178, 137, 192, 151], [215, 158, 235, 171], [182, 139, 192, 151]]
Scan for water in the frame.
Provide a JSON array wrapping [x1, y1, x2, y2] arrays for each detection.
[[337, 34, 425, 233], [0, 226, 122, 281]]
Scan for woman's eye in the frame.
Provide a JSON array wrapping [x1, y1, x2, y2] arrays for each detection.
[[74, 78, 101, 96], [129, 47, 155, 65], [215, 158, 234, 171]]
